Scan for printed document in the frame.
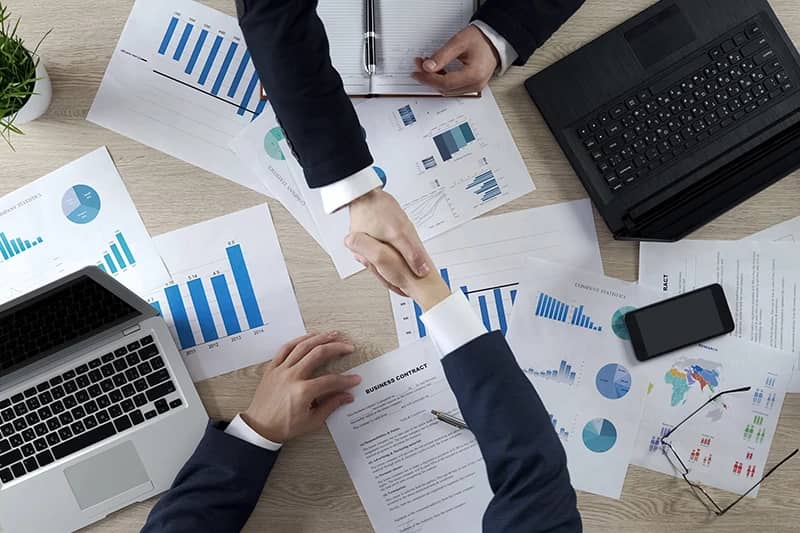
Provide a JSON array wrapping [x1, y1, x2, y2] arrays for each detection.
[[390, 200, 603, 345], [327, 340, 492, 532], [639, 240, 800, 391]]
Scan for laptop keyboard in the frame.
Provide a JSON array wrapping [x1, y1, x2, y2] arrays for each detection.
[[575, 20, 796, 193], [0, 334, 183, 486]]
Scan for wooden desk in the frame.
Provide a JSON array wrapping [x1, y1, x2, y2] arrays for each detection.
[[2, 1, 799, 531]]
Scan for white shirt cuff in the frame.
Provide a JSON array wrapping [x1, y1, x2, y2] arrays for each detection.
[[420, 291, 487, 358], [319, 166, 383, 214], [471, 20, 519, 76], [224, 414, 283, 452]]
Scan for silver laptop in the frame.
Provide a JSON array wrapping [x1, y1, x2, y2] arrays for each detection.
[[0, 267, 207, 532]]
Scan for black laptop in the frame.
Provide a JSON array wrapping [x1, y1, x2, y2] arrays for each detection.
[[526, 0, 800, 241]]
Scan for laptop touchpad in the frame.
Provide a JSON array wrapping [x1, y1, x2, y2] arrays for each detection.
[[64, 441, 152, 510], [625, 5, 696, 69]]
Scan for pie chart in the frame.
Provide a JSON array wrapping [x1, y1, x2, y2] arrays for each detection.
[[611, 306, 637, 340], [582, 418, 617, 453], [596, 363, 632, 400], [264, 127, 286, 160], [62, 184, 101, 224]]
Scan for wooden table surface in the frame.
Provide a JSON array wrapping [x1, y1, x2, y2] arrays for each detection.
[[2, 0, 799, 531]]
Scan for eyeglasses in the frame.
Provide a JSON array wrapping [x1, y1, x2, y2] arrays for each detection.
[[659, 386, 798, 516]]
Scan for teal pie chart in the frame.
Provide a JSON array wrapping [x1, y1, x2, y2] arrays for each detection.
[[611, 306, 637, 340], [582, 418, 617, 453], [264, 127, 286, 160], [62, 184, 101, 224]]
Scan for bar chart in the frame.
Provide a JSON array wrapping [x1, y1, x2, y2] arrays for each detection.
[[524, 359, 581, 386], [433, 122, 476, 161], [0, 232, 43, 261], [465, 169, 502, 203], [148, 205, 305, 382], [151, 243, 264, 350], [413, 267, 518, 339], [95, 232, 136, 275], [398, 105, 416, 127], [155, 12, 265, 120], [535, 293, 603, 332], [550, 414, 571, 441]]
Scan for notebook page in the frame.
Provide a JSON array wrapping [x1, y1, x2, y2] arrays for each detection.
[[372, 0, 475, 94], [318, 0, 371, 94]]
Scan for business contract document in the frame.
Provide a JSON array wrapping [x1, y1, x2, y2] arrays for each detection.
[[327, 340, 492, 532]]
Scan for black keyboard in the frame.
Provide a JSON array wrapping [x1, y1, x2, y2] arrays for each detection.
[[575, 20, 796, 193], [0, 334, 183, 486]]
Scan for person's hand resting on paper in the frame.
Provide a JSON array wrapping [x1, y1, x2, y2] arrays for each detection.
[[348, 189, 434, 296], [242, 332, 362, 443], [412, 25, 500, 96], [346, 231, 450, 312]]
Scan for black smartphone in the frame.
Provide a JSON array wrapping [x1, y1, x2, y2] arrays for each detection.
[[625, 284, 735, 361]]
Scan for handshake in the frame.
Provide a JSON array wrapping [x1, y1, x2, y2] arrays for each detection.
[[241, 188, 449, 445]]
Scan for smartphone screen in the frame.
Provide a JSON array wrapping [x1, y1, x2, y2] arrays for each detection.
[[625, 284, 734, 361]]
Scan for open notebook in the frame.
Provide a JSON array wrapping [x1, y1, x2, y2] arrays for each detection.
[[318, 0, 476, 96]]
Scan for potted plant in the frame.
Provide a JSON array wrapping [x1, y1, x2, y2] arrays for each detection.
[[0, 3, 51, 149]]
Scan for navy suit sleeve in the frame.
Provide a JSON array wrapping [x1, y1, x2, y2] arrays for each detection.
[[440, 331, 582, 532], [474, 0, 586, 65], [237, 0, 373, 188], [141, 421, 279, 533]]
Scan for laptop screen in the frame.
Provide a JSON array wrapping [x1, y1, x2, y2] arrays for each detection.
[[0, 276, 140, 378]]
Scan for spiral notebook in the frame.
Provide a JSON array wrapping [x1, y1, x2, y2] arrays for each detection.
[[317, 0, 477, 96]]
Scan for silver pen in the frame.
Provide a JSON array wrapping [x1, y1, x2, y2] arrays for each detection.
[[431, 410, 469, 430], [363, 0, 377, 75]]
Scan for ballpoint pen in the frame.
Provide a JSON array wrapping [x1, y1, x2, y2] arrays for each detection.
[[431, 410, 470, 430], [363, 0, 377, 76]]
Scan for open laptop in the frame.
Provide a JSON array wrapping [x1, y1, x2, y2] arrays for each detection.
[[0, 267, 207, 532], [526, 0, 800, 240]]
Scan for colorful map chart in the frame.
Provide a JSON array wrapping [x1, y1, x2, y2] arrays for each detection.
[[664, 357, 722, 407]]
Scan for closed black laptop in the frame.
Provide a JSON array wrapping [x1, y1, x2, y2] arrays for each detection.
[[526, 0, 800, 241]]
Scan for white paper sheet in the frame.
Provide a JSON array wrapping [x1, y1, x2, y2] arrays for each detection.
[[390, 200, 603, 345], [631, 336, 795, 495], [638, 240, 800, 391], [88, 0, 272, 196], [747, 215, 800, 242], [145, 205, 305, 381], [327, 339, 493, 533], [506, 260, 657, 499], [0, 147, 171, 304]]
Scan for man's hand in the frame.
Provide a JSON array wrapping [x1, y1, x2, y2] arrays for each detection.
[[412, 25, 500, 96], [242, 332, 361, 443], [349, 189, 432, 292], [346, 232, 451, 312]]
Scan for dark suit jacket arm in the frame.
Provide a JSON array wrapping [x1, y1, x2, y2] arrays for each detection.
[[441, 331, 581, 532], [473, 0, 586, 65], [238, 0, 372, 188], [141, 422, 278, 533]]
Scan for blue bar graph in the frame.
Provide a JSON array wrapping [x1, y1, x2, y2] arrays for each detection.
[[511, 290, 517, 304], [188, 278, 219, 342], [185, 29, 208, 75], [151, 300, 162, 316], [158, 17, 179, 55], [165, 285, 196, 350], [116, 232, 135, 265], [104, 254, 117, 274], [549, 414, 570, 441], [0, 231, 43, 261], [173, 22, 194, 61], [228, 50, 251, 98], [237, 71, 260, 116], [110, 244, 126, 270], [524, 359, 578, 385], [211, 274, 242, 336], [198, 34, 223, 85], [212, 41, 238, 95], [478, 295, 491, 330], [433, 122, 476, 161], [414, 301, 427, 338], [97, 263, 106, 273], [535, 293, 603, 332], [227, 244, 264, 328], [253, 97, 267, 121], [494, 288, 508, 334]]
